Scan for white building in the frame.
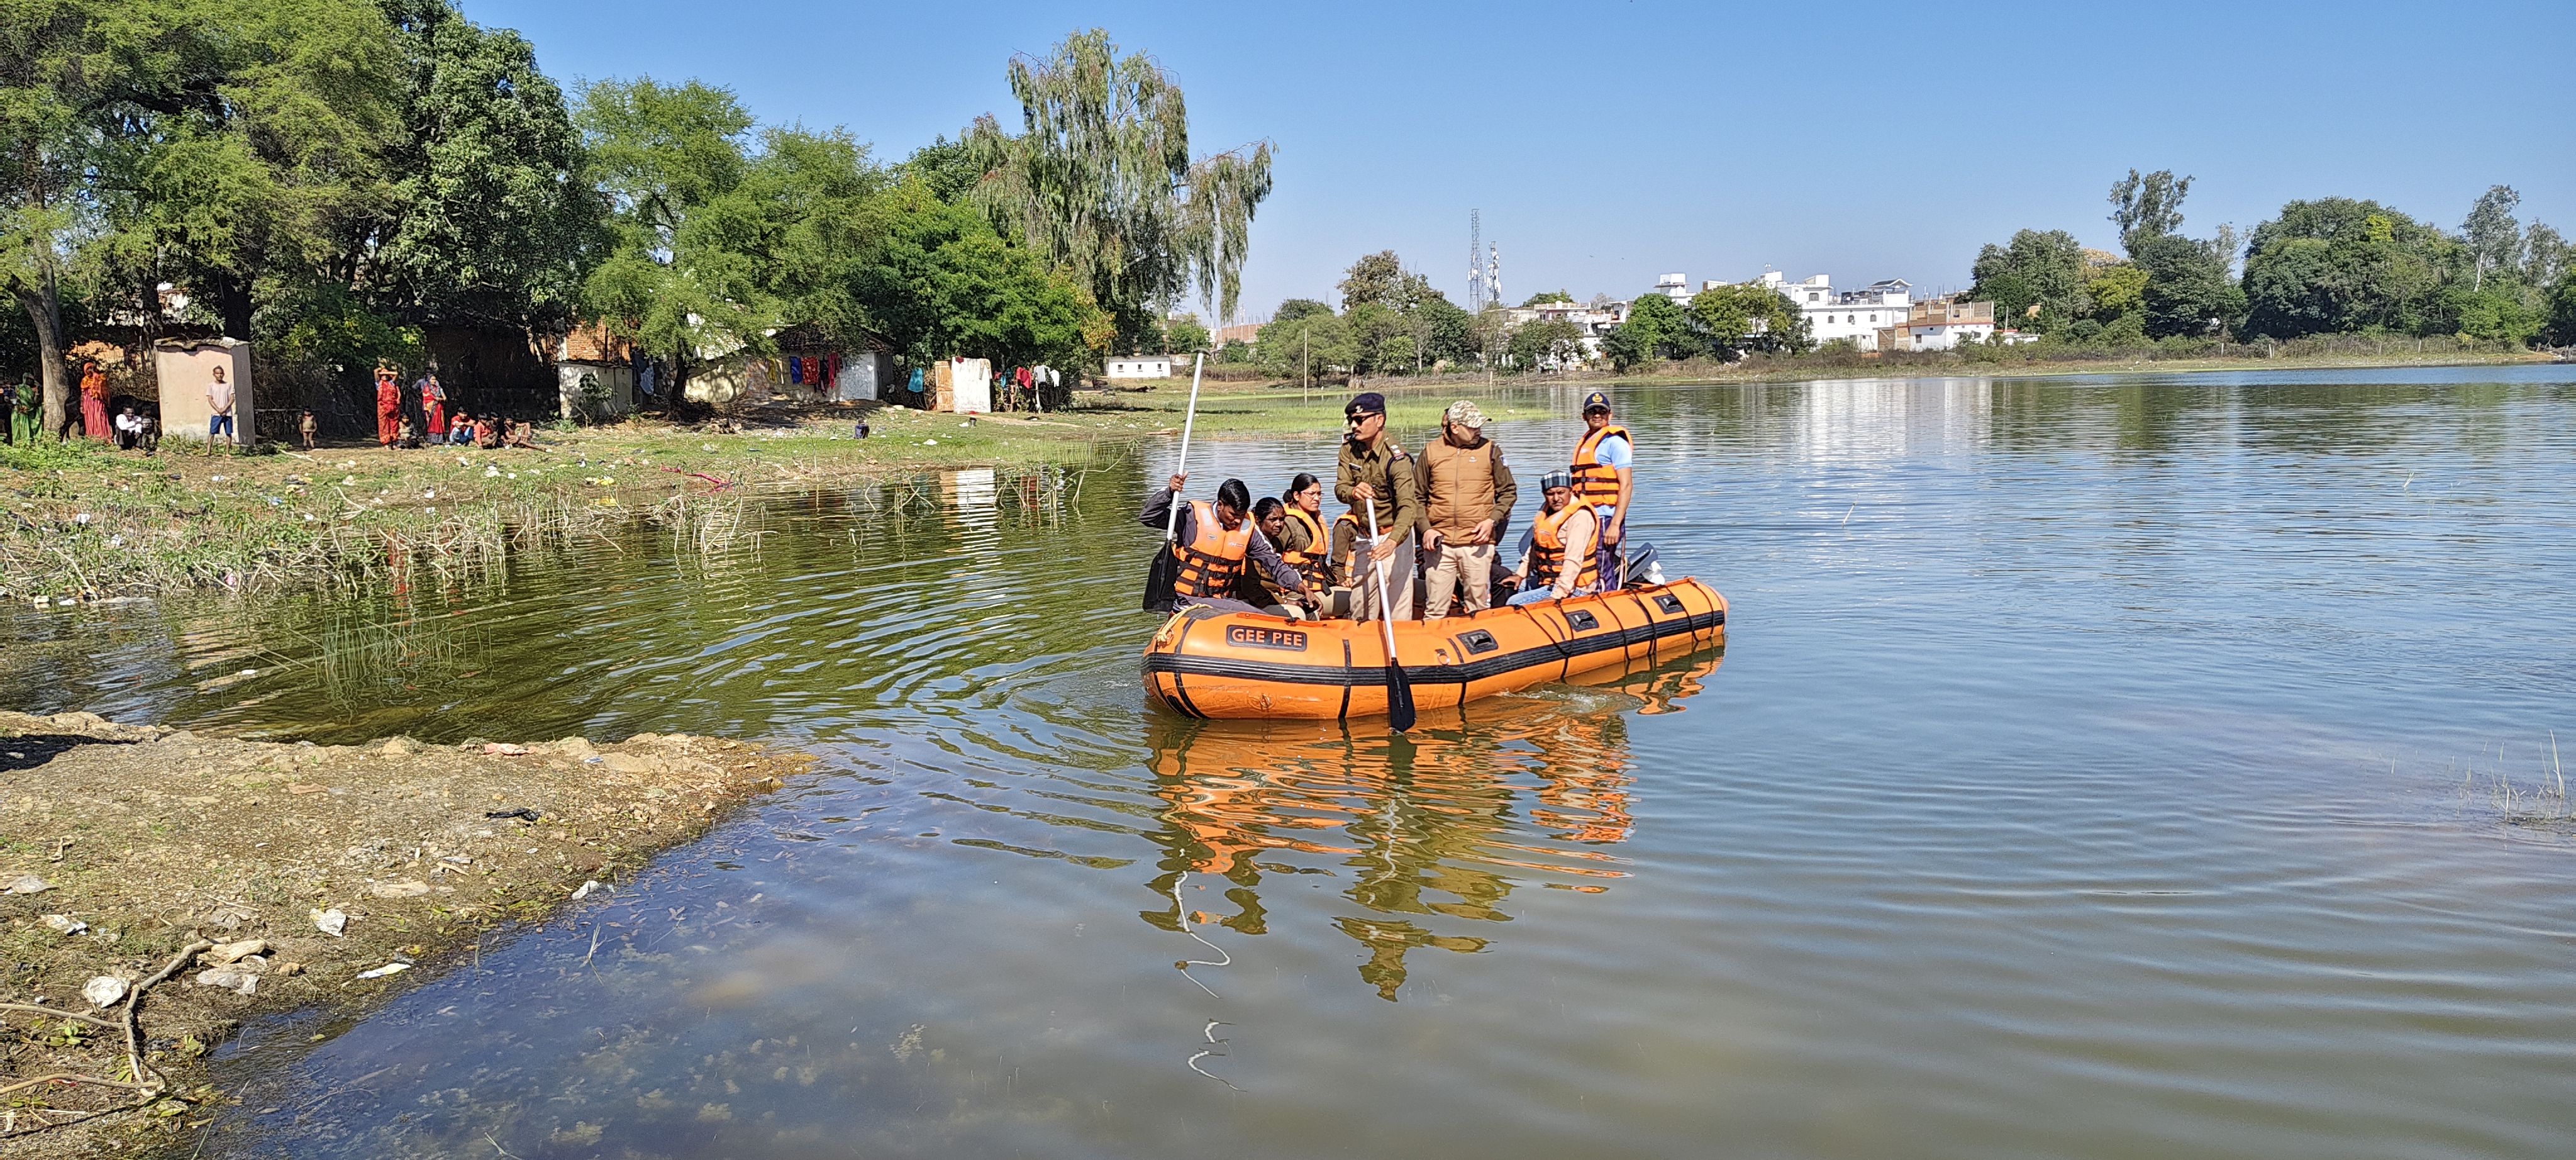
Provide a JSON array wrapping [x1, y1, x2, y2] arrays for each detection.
[[1104, 356, 1174, 379], [1753, 272, 1913, 350], [1502, 299, 1625, 363], [1876, 299, 1998, 351]]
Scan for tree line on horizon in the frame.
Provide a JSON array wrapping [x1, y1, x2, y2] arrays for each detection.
[[1238, 250, 1816, 379], [1254, 170, 2574, 384], [1968, 170, 2574, 347], [1, 4, 1269, 430]]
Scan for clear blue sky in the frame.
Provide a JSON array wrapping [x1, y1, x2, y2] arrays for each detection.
[[470, 0, 2574, 322]]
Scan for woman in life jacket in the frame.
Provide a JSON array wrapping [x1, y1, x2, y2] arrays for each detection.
[[1236, 498, 1317, 620], [1141, 475, 1316, 616], [1277, 472, 1337, 592]]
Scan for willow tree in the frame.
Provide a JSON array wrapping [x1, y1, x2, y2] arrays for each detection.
[[965, 29, 1272, 354]]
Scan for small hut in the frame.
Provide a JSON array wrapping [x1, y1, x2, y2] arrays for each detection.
[[553, 323, 635, 421], [152, 338, 255, 449], [772, 324, 899, 403]]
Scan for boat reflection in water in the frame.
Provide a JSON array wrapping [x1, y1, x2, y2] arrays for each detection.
[[1137, 644, 1721, 1000]]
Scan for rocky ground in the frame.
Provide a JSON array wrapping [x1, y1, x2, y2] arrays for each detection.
[[0, 710, 811, 1158]]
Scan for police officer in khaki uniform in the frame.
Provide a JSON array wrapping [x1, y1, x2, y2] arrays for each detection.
[[1334, 391, 1423, 620]]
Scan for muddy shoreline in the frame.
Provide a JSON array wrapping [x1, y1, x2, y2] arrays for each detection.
[[0, 710, 811, 1158]]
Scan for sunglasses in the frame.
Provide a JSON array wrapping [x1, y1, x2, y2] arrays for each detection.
[[1345, 412, 1379, 424]]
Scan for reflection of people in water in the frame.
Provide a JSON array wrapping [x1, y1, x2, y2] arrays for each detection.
[[1137, 645, 1719, 1000]]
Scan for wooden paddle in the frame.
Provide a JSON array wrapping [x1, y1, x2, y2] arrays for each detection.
[[1140, 355, 1206, 613], [1363, 496, 1417, 732]]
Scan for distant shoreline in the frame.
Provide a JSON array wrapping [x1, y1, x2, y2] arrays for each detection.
[[4, 349, 2556, 601]]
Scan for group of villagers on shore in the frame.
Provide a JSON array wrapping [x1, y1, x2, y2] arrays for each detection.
[[1143, 388, 1636, 622], [358, 366, 541, 452], [1, 360, 216, 454], [1, 362, 554, 455]]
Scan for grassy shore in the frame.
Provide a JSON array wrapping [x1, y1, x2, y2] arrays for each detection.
[[0, 403, 1161, 600], [5, 345, 2553, 600]]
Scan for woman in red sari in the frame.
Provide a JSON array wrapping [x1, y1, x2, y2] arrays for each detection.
[[374, 368, 401, 447], [79, 361, 110, 442], [418, 372, 446, 438]]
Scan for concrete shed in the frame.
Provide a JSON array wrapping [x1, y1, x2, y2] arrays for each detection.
[[833, 338, 898, 402], [152, 338, 255, 449]]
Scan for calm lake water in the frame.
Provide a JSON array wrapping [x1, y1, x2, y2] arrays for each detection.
[[9, 365, 2576, 1158]]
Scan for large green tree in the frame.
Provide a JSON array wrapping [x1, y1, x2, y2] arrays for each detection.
[[1968, 229, 2088, 332], [369, 1, 602, 330], [2130, 233, 2244, 337], [1604, 292, 1690, 369], [93, 0, 407, 341], [1255, 298, 1348, 381], [1415, 293, 1476, 365], [2109, 169, 2191, 255], [1338, 250, 1431, 311], [965, 29, 1274, 353], [897, 135, 981, 204], [1692, 283, 1806, 354], [1324, 248, 1468, 372], [10, 0, 438, 425], [1, 0, 97, 432], [2460, 184, 2522, 293], [576, 76, 758, 370], [2240, 198, 2458, 338], [1507, 316, 1586, 369], [2545, 271, 2576, 346], [853, 182, 1099, 370]]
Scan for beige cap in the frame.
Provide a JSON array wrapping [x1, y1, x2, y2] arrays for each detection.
[[1443, 399, 1487, 430]]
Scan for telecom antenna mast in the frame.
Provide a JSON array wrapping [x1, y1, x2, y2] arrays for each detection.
[[1467, 211, 1485, 312], [1486, 242, 1502, 311]]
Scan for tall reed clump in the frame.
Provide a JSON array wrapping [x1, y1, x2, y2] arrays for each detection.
[[2456, 733, 2573, 830], [0, 440, 632, 601]]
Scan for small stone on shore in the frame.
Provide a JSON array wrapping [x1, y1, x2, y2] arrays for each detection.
[[206, 939, 269, 965], [194, 967, 258, 995]]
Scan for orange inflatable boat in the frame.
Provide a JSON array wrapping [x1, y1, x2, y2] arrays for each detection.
[[1142, 579, 1726, 720]]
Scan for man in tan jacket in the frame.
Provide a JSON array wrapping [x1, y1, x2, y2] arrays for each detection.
[[1416, 399, 1518, 618]]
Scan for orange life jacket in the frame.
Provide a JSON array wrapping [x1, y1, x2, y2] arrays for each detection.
[[1281, 508, 1333, 590], [1529, 504, 1600, 593], [1172, 499, 1255, 598], [1572, 424, 1630, 511]]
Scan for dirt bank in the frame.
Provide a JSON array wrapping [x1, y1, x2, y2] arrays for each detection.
[[0, 710, 811, 1157]]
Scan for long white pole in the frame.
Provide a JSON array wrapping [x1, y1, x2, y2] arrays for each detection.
[[1163, 353, 1206, 542], [1365, 496, 1399, 642]]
